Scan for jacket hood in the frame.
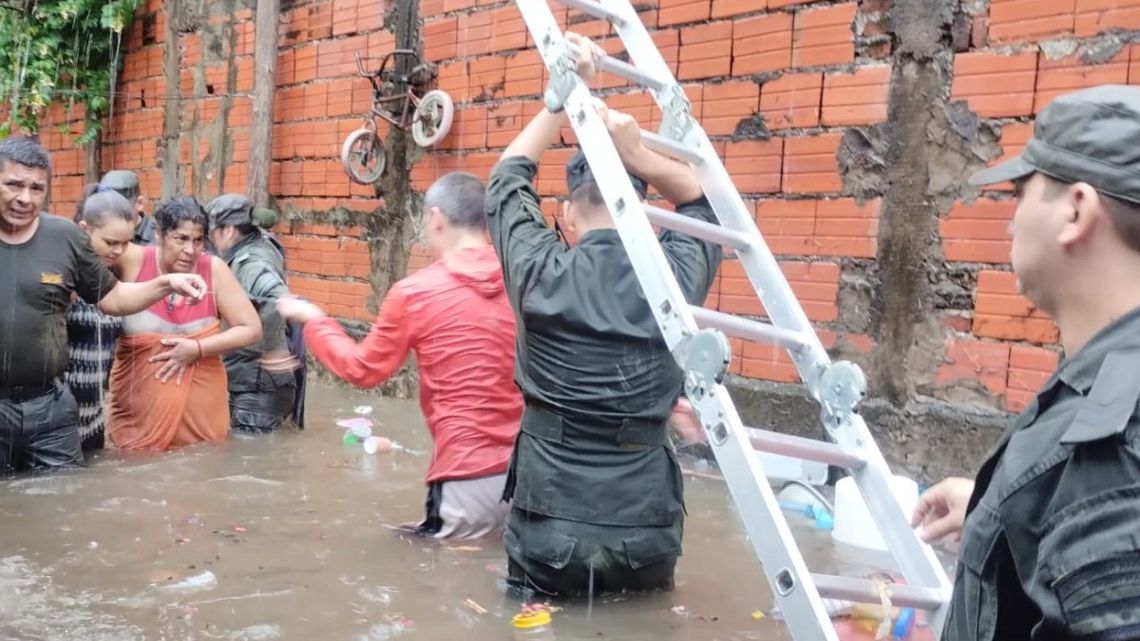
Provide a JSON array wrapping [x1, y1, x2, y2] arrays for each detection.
[[444, 245, 505, 298]]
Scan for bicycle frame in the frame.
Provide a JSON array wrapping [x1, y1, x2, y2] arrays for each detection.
[[354, 50, 428, 133]]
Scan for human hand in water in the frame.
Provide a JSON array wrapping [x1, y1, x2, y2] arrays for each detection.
[[150, 337, 201, 384], [911, 477, 975, 544], [276, 296, 326, 324], [164, 273, 208, 301]]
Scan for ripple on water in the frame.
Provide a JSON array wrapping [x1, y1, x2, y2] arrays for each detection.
[[0, 555, 144, 641]]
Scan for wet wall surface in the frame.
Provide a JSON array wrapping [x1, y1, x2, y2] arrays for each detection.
[[1, 381, 914, 641]]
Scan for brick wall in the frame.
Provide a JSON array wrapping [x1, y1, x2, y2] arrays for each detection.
[[32, 0, 1140, 416]]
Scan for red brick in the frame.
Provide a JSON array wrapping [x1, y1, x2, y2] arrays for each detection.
[[659, 0, 710, 26], [974, 270, 1059, 344], [940, 198, 1015, 263], [756, 198, 820, 255], [486, 101, 526, 148], [457, 10, 493, 57], [733, 13, 793, 76], [760, 72, 822, 129], [504, 49, 545, 98], [488, 5, 529, 52], [989, 0, 1075, 43], [950, 51, 1037, 118], [712, 0, 762, 19], [1035, 48, 1129, 113], [1009, 345, 1059, 373], [724, 139, 783, 194], [653, 28, 681, 77], [783, 133, 842, 193], [936, 340, 1010, 394], [679, 21, 733, 80], [792, 3, 856, 68], [770, 0, 828, 7], [316, 36, 368, 79], [468, 55, 507, 101], [437, 61, 469, 102], [717, 259, 839, 322], [813, 197, 880, 258], [424, 17, 458, 62], [1076, 0, 1140, 36], [703, 80, 760, 136], [821, 64, 890, 126]]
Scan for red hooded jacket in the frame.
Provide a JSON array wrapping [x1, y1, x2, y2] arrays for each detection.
[[304, 245, 523, 483]]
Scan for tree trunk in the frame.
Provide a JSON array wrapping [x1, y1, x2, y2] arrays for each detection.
[[247, 0, 279, 209]]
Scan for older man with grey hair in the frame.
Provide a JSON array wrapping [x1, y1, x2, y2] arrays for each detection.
[[279, 172, 523, 540]]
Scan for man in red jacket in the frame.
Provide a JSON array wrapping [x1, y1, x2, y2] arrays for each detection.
[[278, 172, 523, 540]]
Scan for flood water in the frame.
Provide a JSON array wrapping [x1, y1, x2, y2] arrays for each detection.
[[1, 380, 919, 641]]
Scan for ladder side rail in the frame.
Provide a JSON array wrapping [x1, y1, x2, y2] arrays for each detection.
[[597, 1, 955, 621]]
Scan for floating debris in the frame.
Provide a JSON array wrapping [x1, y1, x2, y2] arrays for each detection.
[[157, 570, 217, 591]]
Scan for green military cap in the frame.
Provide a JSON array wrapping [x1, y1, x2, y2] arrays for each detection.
[[566, 149, 648, 200], [99, 169, 140, 201], [205, 193, 278, 229], [970, 85, 1140, 204]]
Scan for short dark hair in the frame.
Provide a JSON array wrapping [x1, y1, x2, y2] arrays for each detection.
[[423, 172, 487, 231], [75, 184, 136, 227], [0, 136, 51, 174], [570, 181, 606, 208], [1037, 174, 1140, 254], [155, 196, 208, 235]]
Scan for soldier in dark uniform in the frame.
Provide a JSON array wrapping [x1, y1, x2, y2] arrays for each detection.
[[205, 194, 299, 433], [486, 33, 723, 597], [912, 85, 1140, 641]]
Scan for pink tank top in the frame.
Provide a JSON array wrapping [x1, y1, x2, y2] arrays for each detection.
[[121, 247, 217, 336]]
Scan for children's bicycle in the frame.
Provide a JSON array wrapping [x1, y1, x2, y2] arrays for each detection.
[[340, 49, 455, 185]]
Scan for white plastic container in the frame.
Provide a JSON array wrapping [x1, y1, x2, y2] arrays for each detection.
[[831, 475, 919, 551], [756, 451, 829, 487]]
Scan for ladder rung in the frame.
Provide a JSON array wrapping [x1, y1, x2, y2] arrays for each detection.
[[641, 130, 705, 166], [747, 427, 867, 470], [690, 306, 807, 351], [556, 0, 626, 26], [644, 204, 752, 251], [812, 574, 946, 611], [596, 56, 668, 91]]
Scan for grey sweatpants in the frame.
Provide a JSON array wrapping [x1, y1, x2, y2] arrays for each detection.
[[415, 473, 511, 540]]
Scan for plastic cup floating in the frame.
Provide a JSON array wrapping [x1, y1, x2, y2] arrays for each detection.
[[343, 432, 362, 446], [354, 405, 373, 415], [364, 436, 393, 454]]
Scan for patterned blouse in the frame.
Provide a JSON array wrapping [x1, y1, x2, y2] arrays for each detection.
[[64, 299, 123, 451]]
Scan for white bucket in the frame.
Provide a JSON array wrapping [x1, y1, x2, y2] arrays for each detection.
[[831, 475, 919, 552]]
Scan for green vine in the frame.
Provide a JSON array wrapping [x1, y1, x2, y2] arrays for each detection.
[[0, 0, 140, 144]]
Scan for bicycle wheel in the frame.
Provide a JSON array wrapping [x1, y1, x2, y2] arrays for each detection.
[[412, 90, 455, 147], [340, 128, 386, 184]]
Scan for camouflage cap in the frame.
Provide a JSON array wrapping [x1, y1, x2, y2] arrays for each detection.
[[99, 169, 140, 200], [205, 193, 254, 229], [566, 149, 649, 201], [970, 85, 1140, 204]]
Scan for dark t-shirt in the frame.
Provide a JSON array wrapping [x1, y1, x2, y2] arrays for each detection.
[[1, 214, 120, 388]]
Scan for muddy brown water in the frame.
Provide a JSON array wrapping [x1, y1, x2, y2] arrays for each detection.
[[0, 380, 918, 641]]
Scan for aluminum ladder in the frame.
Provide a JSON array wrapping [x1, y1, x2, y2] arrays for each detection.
[[509, 1, 953, 639]]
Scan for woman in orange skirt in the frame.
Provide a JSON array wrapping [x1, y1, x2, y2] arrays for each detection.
[[107, 196, 261, 450]]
